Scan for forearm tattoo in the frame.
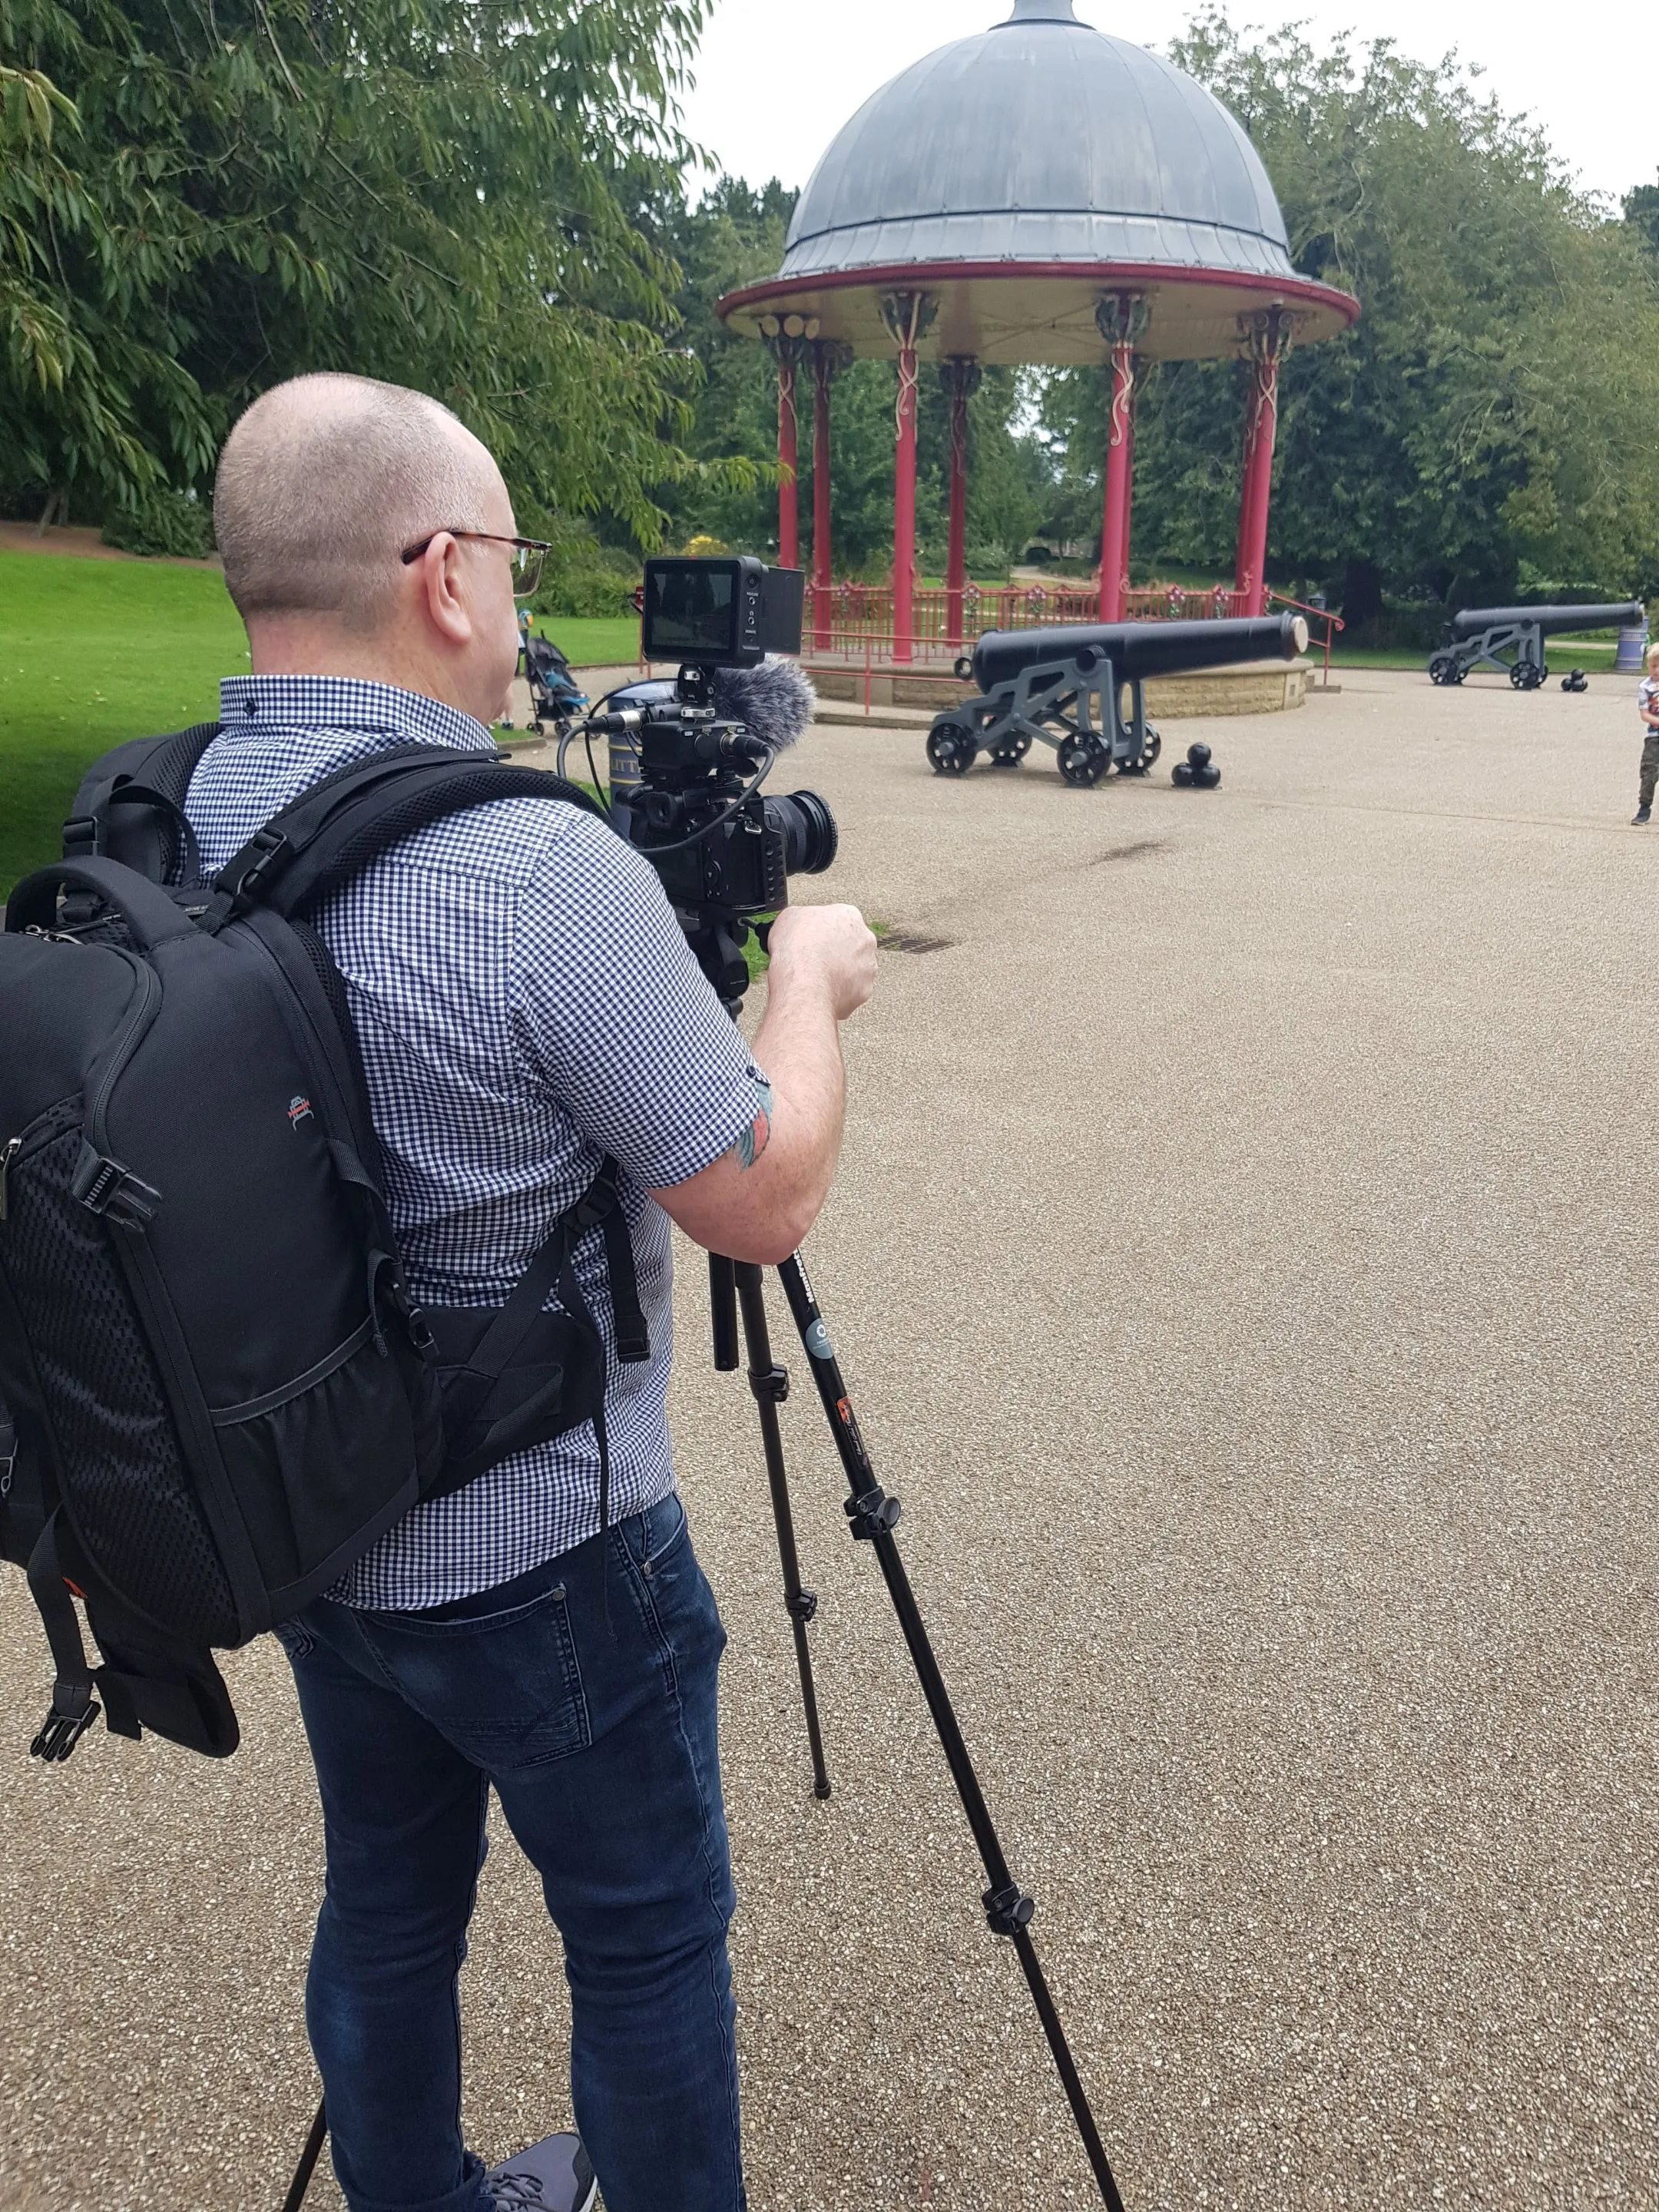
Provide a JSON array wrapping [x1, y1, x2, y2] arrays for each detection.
[[733, 1079, 774, 1171]]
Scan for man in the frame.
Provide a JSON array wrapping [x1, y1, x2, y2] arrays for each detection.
[[196, 374, 876, 2212]]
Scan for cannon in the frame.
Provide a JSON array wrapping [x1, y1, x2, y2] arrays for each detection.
[[926, 613, 1310, 787], [1427, 601, 1644, 691]]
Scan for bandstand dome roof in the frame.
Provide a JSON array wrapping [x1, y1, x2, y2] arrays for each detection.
[[718, 0, 1357, 364]]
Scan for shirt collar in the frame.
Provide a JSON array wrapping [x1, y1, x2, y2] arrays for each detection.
[[217, 674, 497, 757]]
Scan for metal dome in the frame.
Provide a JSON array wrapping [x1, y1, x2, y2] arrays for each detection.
[[784, 0, 1293, 285], [719, 0, 1357, 364]]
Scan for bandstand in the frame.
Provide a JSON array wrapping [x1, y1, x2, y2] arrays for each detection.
[[717, 0, 1359, 669]]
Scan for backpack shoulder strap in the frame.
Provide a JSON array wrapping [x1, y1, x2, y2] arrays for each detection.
[[65, 723, 223, 882], [204, 749, 610, 926]]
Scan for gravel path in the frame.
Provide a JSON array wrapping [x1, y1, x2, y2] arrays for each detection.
[[4, 668, 1657, 2210]]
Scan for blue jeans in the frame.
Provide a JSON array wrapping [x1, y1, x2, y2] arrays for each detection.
[[277, 1494, 746, 2212]]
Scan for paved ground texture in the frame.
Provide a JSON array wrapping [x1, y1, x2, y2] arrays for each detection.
[[5, 667, 1658, 2211]]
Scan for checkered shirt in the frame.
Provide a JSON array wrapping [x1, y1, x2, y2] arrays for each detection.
[[186, 676, 767, 1609]]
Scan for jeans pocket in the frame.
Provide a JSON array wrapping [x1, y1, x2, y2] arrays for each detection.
[[363, 1581, 592, 1772], [634, 1497, 725, 1670], [271, 1615, 316, 1661]]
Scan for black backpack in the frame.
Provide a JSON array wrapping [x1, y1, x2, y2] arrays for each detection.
[[0, 733, 647, 1763]]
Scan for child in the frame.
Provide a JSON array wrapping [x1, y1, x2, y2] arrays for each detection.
[[1634, 641, 1659, 826]]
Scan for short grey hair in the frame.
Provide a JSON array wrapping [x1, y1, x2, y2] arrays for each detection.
[[214, 374, 495, 632]]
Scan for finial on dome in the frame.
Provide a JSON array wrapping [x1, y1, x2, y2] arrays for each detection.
[[999, 0, 1081, 21]]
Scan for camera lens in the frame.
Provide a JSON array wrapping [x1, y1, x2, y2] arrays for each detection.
[[763, 790, 838, 876]]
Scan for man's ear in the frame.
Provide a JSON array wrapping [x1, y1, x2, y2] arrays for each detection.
[[416, 533, 473, 647]]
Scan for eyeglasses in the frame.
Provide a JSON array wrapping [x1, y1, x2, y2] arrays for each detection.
[[400, 530, 551, 600]]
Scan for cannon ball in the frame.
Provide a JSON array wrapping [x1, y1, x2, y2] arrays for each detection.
[[1173, 741, 1220, 790]]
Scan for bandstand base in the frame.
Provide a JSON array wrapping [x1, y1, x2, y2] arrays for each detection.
[[803, 655, 1311, 718]]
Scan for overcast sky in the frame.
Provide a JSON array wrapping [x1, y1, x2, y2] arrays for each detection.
[[677, 0, 1657, 213]]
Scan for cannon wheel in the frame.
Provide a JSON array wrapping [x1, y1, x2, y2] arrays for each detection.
[[1511, 661, 1547, 692], [1118, 727, 1163, 777], [1428, 654, 1460, 687], [989, 733, 1032, 767], [1057, 735, 1111, 788], [926, 720, 976, 777]]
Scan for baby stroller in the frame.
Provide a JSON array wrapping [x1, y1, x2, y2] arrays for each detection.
[[505, 613, 588, 734]]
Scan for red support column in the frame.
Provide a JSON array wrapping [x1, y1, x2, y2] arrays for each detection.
[[940, 356, 982, 645], [810, 340, 849, 651], [1234, 307, 1290, 618], [760, 318, 816, 573], [777, 353, 799, 570], [1119, 386, 1137, 608], [1094, 293, 1148, 622], [880, 290, 937, 663]]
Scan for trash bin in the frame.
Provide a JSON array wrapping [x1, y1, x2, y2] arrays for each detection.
[[1616, 621, 1649, 673]]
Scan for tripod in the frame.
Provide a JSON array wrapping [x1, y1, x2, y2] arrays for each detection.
[[708, 1240, 1126, 2209]]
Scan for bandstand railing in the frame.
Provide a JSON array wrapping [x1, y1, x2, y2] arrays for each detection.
[[800, 579, 1258, 663]]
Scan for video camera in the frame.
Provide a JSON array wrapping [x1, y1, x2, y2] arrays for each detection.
[[579, 558, 835, 1006]]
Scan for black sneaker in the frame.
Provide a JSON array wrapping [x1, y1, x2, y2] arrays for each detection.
[[1634, 806, 1652, 826], [485, 2133, 598, 2211]]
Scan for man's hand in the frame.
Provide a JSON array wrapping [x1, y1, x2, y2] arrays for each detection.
[[648, 902, 877, 1264], [765, 902, 879, 1022]]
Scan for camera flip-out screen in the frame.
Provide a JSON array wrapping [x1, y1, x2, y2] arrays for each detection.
[[642, 557, 803, 668]]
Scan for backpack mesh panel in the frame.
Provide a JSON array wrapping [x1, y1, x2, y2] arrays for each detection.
[[0, 1126, 238, 1643]]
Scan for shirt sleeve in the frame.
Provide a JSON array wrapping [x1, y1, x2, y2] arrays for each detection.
[[508, 805, 770, 1188]]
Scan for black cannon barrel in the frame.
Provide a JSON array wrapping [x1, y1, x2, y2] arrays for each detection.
[[1449, 600, 1644, 640], [971, 612, 1308, 694]]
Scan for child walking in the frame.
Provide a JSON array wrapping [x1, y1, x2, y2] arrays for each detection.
[[1634, 641, 1659, 825]]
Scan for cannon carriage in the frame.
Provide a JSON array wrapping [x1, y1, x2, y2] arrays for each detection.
[[1427, 602, 1644, 691], [926, 613, 1309, 786]]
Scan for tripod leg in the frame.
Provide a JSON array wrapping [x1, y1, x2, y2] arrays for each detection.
[[709, 1252, 740, 1372], [280, 2098, 327, 2212], [775, 1252, 1127, 2212], [731, 1260, 832, 1800]]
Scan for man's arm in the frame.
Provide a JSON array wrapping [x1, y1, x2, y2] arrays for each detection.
[[649, 904, 877, 1266]]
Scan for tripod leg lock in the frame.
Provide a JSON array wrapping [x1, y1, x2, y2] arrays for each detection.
[[982, 1881, 1036, 1938], [845, 1485, 902, 1541], [748, 1363, 790, 1405], [784, 1588, 818, 1624]]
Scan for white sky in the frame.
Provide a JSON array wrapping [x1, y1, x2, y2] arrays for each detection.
[[677, 0, 1657, 212]]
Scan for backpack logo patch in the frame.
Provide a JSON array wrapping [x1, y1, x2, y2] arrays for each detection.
[[287, 1095, 315, 1130]]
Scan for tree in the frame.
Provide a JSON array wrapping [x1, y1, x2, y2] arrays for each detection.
[[1624, 177, 1659, 263], [0, 0, 754, 543]]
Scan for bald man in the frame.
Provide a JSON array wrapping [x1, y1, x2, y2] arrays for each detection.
[[192, 376, 875, 2212]]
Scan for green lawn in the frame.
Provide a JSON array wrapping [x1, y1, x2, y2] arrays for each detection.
[[531, 615, 641, 666], [0, 551, 249, 894], [0, 558, 643, 894]]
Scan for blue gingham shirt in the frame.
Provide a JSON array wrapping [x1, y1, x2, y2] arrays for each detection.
[[186, 677, 768, 1609]]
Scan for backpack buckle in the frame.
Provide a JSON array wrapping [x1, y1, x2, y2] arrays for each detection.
[[71, 1144, 162, 1227], [61, 814, 100, 859], [30, 1689, 101, 1763], [220, 826, 293, 910]]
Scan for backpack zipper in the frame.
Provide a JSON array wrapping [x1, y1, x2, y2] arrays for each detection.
[[84, 955, 161, 1153], [0, 1101, 82, 1224]]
